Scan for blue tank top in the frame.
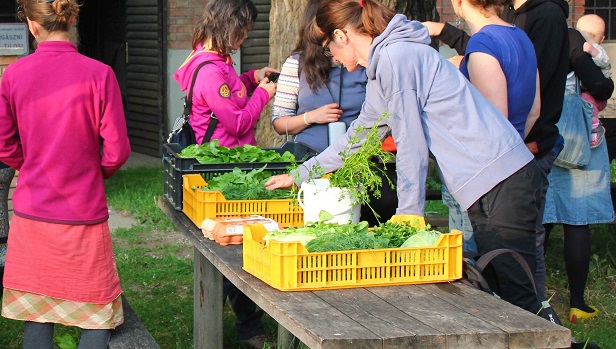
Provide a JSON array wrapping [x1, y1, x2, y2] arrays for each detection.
[[460, 25, 537, 139], [294, 56, 367, 152]]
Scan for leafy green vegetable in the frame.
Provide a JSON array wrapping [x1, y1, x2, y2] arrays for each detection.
[[400, 230, 442, 247], [305, 227, 389, 252], [199, 166, 294, 200], [179, 139, 296, 164], [54, 333, 77, 349], [372, 220, 432, 248], [263, 218, 443, 253], [308, 112, 394, 223]]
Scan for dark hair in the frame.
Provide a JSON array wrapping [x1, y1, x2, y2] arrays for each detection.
[[17, 0, 80, 33], [316, 0, 395, 42], [467, 0, 508, 15], [291, 0, 331, 91], [191, 0, 258, 56]]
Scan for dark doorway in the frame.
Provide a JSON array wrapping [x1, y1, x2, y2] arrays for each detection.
[[78, 0, 127, 96], [77, 0, 165, 157]]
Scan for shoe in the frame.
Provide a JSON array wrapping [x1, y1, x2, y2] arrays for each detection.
[[240, 334, 276, 349], [571, 340, 602, 349], [590, 125, 605, 149], [569, 305, 599, 323]]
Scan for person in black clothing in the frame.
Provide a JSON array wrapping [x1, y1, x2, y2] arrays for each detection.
[[422, 0, 568, 302]]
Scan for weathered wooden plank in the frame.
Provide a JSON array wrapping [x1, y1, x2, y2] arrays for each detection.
[[314, 288, 446, 348], [278, 324, 302, 349], [369, 284, 508, 348], [194, 248, 223, 349], [109, 295, 160, 349], [421, 283, 571, 349]]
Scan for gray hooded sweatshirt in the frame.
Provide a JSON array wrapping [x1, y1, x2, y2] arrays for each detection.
[[295, 14, 533, 215]]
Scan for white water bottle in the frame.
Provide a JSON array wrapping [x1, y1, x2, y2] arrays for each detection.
[[328, 121, 347, 145]]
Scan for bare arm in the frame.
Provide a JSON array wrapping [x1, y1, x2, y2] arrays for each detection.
[[524, 71, 541, 138], [272, 103, 343, 135], [467, 52, 508, 118]]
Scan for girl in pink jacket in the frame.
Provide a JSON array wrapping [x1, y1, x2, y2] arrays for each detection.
[[173, 1, 277, 348], [172, 0, 278, 147]]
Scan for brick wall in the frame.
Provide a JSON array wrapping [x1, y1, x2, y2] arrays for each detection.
[[167, 0, 202, 50], [434, 0, 586, 38]]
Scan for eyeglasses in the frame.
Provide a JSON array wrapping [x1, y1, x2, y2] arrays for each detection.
[[322, 39, 333, 57]]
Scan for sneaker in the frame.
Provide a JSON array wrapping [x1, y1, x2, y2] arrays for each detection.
[[240, 334, 276, 349], [590, 125, 605, 149], [570, 340, 602, 349]]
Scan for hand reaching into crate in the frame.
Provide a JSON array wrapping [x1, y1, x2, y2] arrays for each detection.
[[264, 174, 294, 190]]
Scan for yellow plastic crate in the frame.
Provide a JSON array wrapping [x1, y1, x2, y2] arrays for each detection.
[[242, 216, 463, 291], [182, 174, 303, 228]]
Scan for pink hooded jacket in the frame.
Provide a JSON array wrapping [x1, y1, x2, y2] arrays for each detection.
[[173, 47, 270, 147]]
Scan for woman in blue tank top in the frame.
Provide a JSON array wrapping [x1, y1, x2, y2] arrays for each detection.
[[439, 0, 541, 254]]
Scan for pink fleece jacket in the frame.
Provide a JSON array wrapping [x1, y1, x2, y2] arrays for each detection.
[[173, 47, 270, 147], [0, 41, 131, 224]]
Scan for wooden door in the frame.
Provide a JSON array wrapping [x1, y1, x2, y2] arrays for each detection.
[[125, 0, 164, 156]]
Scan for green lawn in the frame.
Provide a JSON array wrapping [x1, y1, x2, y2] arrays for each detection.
[[0, 165, 614, 348]]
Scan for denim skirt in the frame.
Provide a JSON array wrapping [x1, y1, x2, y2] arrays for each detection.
[[543, 140, 614, 225]]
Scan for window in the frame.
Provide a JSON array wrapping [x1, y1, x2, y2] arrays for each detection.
[[585, 0, 616, 41], [0, 1, 17, 23]]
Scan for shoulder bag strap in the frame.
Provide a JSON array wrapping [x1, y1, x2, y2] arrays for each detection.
[[475, 248, 538, 295], [184, 61, 218, 144]]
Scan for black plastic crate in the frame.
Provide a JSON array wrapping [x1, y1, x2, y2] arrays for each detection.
[[163, 142, 318, 210]]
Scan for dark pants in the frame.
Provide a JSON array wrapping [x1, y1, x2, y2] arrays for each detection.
[[533, 151, 556, 300], [223, 277, 265, 340], [23, 322, 111, 349], [360, 162, 398, 226], [467, 160, 543, 314]]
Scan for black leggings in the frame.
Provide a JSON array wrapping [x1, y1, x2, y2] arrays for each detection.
[[544, 223, 593, 310], [23, 321, 111, 349]]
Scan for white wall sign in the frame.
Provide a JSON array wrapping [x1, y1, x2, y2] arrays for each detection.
[[0, 23, 29, 56]]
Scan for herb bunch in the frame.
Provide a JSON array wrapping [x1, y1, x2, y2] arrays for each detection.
[[314, 113, 395, 220]]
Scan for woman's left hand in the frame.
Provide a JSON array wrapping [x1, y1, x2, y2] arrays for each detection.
[[257, 67, 280, 82], [265, 174, 294, 190]]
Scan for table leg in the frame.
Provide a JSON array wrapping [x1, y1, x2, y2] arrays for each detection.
[[278, 323, 302, 349], [193, 247, 223, 349]]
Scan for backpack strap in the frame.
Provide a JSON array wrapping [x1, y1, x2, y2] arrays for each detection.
[[461, 258, 494, 295], [474, 248, 538, 295], [184, 61, 218, 145]]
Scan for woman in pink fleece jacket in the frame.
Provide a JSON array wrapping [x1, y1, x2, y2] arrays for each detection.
[[173, 0, 278, 147], [0, 0, 131, 347], [173, 1, 277, 348]]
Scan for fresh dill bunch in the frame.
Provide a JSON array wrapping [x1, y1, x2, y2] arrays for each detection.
[[328, 112, 395, 214]]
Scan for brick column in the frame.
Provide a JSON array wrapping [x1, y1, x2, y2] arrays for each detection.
[[167, 0, 201, 50]]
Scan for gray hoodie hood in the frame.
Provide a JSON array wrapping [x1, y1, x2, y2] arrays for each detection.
[[367, 14, 431, 79]]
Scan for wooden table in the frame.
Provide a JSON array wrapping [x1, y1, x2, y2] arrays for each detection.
[[158, 197, 571, 349]]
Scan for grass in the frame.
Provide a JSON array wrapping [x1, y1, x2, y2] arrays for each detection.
[[0, 165, 615, 348]]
